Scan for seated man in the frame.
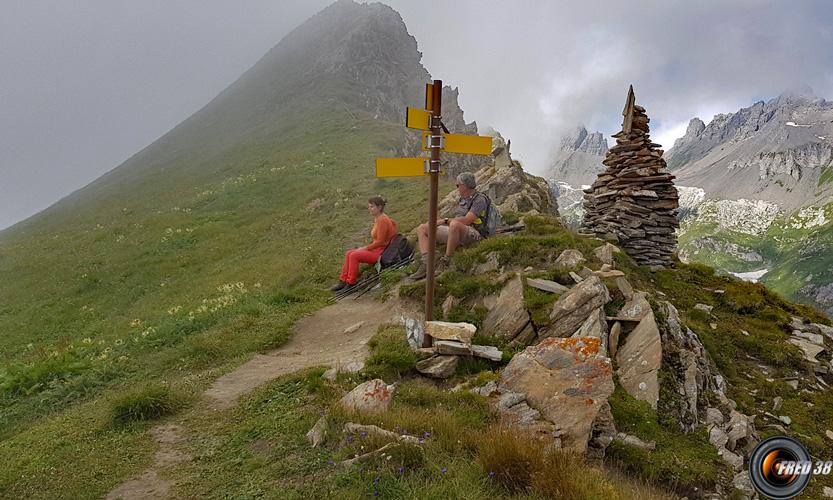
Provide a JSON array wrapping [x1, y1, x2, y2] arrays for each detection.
[[409, 171, 487, 280]]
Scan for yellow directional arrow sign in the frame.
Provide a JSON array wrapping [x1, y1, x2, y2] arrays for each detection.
[[421, 132, 493, 155], [406, 107, 431, 131], [376, 157, 437, 177]]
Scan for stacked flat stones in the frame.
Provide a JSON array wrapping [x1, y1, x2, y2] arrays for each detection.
[[581, 87, 679, 269]]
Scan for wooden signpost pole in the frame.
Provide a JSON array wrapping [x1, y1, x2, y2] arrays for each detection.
[[423, 80, 442, 347]]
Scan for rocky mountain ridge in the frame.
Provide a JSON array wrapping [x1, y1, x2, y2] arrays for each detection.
[[548, 125, 609, 187]]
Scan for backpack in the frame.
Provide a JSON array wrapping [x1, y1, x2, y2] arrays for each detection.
[[475, 192, 501, 238], [379, 234, 414, 268]]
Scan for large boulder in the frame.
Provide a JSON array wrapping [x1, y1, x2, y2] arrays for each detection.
[[499, 337, 615, 453], [482, 275, 531, 341], [339, 379, 395, 413], [415, 355, 459, 379], [542, 275, 610, 340], [437, 140, 557, 216], [616, 308, 661, 408]]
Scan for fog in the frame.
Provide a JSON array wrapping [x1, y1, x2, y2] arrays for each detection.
[[3, 0, 832, 229]]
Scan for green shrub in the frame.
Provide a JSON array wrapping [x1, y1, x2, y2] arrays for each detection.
[[110, 383, 183, 425], [0, 352, 91, 396], [363, 325, 416, 380]]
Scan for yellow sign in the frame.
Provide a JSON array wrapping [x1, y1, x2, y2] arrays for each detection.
[[421, 132, 493, 155], [376, 157, 433, 177], [425, 83, 434, 110], [406, 107, 431, 131]]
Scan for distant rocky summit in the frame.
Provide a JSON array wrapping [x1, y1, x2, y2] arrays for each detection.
[[548, 125, 608, 187]]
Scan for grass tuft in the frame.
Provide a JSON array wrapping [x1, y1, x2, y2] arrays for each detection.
[[110, 383, 184, 425]]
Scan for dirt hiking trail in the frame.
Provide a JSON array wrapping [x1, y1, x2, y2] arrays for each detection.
[[107, 295, 410, 499]]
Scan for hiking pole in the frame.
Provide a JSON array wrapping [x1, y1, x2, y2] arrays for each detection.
[[353, 256, 414, 299]]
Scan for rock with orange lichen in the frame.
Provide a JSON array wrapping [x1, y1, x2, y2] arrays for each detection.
[[339, 379, 395, 413], [498, 336, 615, 453]]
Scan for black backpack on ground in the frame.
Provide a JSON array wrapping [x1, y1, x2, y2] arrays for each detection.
[[379, 234, 414, 268]]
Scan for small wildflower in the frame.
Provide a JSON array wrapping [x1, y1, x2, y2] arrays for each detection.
[[114, 339, 124, 346], [360, 431, 368, 438], [423, 431, 431, 438], [373, 476, 380, 485], [129, 319, 142, 328], [327, 459, 335, 466], [488, 471, 496, 478], [373, 491, 379, 497], [398, 467, 405, 474], [118, 355, 129, 362], [82, 337, 92, 344], [418, 438, 424, 444], [26, 343, 34, 349], [441, 467, 448, 474]]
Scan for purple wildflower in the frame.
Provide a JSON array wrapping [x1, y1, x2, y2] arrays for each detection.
[[441, 467, 448, 474], [327, 459, 335, 466], [488, 471, 496, 478], [398, 467, 406, 474], [423, 431, 431, 438], [373, 476, 381, 485], [360, 431, 368, 438], [373, 491, 380, 497]]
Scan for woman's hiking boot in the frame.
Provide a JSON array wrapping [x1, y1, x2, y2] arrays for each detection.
[[409, 259, 427, 280], [330, 281, 348, 292]]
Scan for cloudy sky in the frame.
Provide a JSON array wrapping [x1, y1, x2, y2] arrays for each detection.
[[2, 0, 833, 230]]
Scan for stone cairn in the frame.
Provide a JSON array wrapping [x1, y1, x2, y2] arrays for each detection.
[[581, 86, 679, 269]]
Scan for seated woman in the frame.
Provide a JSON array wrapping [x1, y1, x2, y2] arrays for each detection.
[[331, 196, 397, 292]]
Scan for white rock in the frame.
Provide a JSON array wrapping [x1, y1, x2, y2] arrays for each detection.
[[778, 415, 792, 425], [343, 321, 365, 334], [425, 321, 476, 344]]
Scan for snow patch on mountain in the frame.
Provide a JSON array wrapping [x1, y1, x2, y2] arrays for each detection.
[[730, 269, 769, 282]]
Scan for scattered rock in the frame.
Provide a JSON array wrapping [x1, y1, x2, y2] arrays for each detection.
[[595, 270, 626, 278], [339, 379, 395, 413], [778, 415, 792, 426], [741, 330, 750, 336], [435, 340, 472, 356], [785, 379, 799, 390], [608, 322, 622, 358], [554, 249, 586, 269], [471, 344, 503, 361], [414, 347, 437, 360], [593, 243, 621, 265], [719, 447, 744, 470], [773, 396, 783, 412], [571, 307, 608, 343], [792, 329, 825, 345], [401, 315, 425, 348], [615, 277, 634, 300], [343, 321, 365, 334], [482, 275, 531, 340], [322, 360, 365, 380], [725, 410, 755, 453], [823, 486, 833, 498], [826, 429, 833, 440], [474, 251, 501, 274], [709, 425, 729, 449], [544, 275, 611, 340], [588, 401, 617, 459], [578, 267, 595, 279], [441, 295, 458, 318], [508, 322, 536, 349], [526, 277, 569, 294], [615, 432, 656, 451], [616, 309, 661, 408], [569, 271, 584, 283], [425, 321, 476, 344], [306, 416, 328, 447], [415, 355, 459, 379], [788, 337, 824, 363], [731, 471, 755, 498], [499, 337, 614, 453], [705, 407, 724, 426], [710, 323, 718, 330], [693, 303, 714, 314], [498, 391, 528, 410], [471, 380, 498, 397], [343, 422, 420, 445], [616, 293, 652, 321]]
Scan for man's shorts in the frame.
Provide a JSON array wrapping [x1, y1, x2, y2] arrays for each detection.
[[436, 224, 483, 247]]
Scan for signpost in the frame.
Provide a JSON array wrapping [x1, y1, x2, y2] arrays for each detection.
[[375, 79, 492, 347]]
